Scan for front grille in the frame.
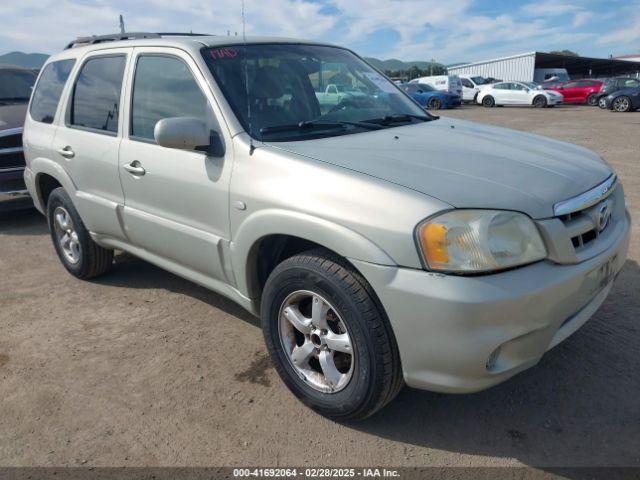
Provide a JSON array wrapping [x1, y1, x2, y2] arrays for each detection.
[[559, 211, 599, 250], [0, 150, 25, 169], [0, 132, 22, 149]]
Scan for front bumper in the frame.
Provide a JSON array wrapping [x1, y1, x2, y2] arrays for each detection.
[[350, 209, 630, 393], [0, 168, 32, 212]]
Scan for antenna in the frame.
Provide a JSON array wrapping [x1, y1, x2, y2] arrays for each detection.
[[242, 0, 255, 155], [119, 15, 126, 34]]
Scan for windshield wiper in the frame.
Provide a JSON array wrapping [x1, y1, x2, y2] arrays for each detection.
[[366, 113, 436, 125], [260, 119, 383, 135], [0, 96, 30, 103]]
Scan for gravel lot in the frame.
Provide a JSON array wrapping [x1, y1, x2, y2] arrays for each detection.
[[1, 105, 638, 472]]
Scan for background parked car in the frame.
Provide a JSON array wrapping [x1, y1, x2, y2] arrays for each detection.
[[533, 68, 570, 84], [459, 75, 490, 103], [604, 86, 640, 112], [597, 77, 640, 108], [546, 79, 603, 105], [0, 65, 38, 211], [477, 81, 563, 108], [409, 74, 463, 97], [399, 82, 461, 110]]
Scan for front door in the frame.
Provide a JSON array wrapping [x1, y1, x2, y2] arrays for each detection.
[[118, 48, 233, 283]]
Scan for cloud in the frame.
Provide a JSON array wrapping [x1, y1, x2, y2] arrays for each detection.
[[0, 0, 634, 62]]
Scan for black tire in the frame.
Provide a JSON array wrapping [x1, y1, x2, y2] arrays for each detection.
[[598, 97, 607, 109], [261, 249, 403, 421], [482, 95, 495, 107], [533, 95, 547, 108], [47, 187, 114, 279], [427, 97, 442, 110], [587, 93, 598, 106], [612, 96, 632, 112]]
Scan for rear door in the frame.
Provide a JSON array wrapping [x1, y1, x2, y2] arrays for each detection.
[[52, 49, 130, 238], [117, 47, 233, 283]]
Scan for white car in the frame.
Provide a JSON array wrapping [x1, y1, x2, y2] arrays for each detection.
[[477, 81, 563, 108]]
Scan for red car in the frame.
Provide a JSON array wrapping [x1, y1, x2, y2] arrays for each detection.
[[546, 79, 603, 105]]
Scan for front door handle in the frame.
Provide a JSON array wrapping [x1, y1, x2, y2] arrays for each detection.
[[123, 161, 146, 176], [57, 146, 75, 159]]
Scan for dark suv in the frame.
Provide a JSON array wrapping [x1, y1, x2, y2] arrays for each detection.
[[0, 65, 38, 211], [597, 77, 640, 108]]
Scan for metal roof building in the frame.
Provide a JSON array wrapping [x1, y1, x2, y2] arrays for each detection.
[[448, 51, 640, 81]]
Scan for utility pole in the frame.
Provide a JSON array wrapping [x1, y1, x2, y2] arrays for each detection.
[[430, 58, 435, 76], [119, 15, 125, 34]]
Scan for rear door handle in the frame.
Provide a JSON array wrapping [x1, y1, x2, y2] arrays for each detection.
[[123, 161, 146, 176], [57, 146, 75, 159]]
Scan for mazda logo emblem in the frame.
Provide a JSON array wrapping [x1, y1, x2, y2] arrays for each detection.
[[597, 203, 612, 233]]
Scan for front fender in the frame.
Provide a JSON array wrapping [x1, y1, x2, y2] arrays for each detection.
[[230, 208, 395, 299]]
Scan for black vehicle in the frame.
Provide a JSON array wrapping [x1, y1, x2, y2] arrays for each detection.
[[596, 77, 640, 109], [0, 65, 38, 211], [604, 86, 640, 112]]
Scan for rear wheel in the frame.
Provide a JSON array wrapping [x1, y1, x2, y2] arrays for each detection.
[[47, 187, 114, 279], [427, 97, 442, 110], [587, 93, 598, 106], [533, 95, 547, 108], [613, 96, 632, 112], [482, 95, 495, 108], [261, 249, 403, 420]]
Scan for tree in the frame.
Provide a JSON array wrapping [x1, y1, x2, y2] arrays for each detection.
[[549, 50, 579, 56]]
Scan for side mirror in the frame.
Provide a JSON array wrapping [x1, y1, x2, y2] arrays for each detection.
[[154, 117, 225, 156]]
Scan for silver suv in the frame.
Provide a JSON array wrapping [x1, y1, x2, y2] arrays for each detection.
[[23, 34, 630, 420]]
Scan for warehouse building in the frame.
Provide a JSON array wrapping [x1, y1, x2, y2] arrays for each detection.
[[448, 51, 640, 82]]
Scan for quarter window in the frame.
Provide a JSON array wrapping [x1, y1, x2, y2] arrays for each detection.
[[29, 59, 75, 124], [70, 55, 126, 133], [131, 55, 209, 141]]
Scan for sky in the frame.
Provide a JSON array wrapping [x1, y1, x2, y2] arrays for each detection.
[[1, 0, 639, 64]]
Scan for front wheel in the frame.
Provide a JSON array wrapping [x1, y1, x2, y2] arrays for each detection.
[[482, 95, 495, 107], [598, 97, 607, 109], [587, 93, 598, 106], [261, 249, 403, 421], [613, 96, 632, 112], [533, 95, 548, 108], [47, 187, 114, 279]]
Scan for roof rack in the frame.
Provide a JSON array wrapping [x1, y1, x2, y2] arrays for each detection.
[[64, 32, 212, 50]]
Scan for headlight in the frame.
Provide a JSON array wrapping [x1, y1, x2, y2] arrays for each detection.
[[416, 210, 547, 273]]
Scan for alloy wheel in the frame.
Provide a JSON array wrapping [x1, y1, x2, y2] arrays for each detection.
[[614, 97, 631, 112], [53, 206, 81, 264], [278, 290, 354, 393]]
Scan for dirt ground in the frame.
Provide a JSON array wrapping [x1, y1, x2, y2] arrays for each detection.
[[1, 105, 639, 471]]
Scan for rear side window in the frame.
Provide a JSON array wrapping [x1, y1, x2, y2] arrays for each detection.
[[130, 55, 208, 141], [70, 55, 126, 133], [29, 59, 75, 124]]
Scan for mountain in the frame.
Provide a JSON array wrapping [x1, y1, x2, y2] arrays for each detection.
[[364, 57, 444, 72], [0, 52, 49, 69]]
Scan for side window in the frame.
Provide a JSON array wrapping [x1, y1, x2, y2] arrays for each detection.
[[70, 55, 126, 133], [564, 82, 579, 88], [494, 83, 507, 90], [29, 59, 75, 124], [131, 55, 209, 141], [512, 83, 525, 90], [624, 79, 639, 88], [461, 78, 473, 88]]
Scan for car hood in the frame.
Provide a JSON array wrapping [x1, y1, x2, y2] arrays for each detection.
[[0, 103, 28, 130], [266, 118, 613, 219]]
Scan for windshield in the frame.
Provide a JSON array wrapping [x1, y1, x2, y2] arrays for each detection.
[[0, 69, 37, 103], [470, 76, 486, 85], [523, 82, 540, 90], [203, 44, 432, 141]]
